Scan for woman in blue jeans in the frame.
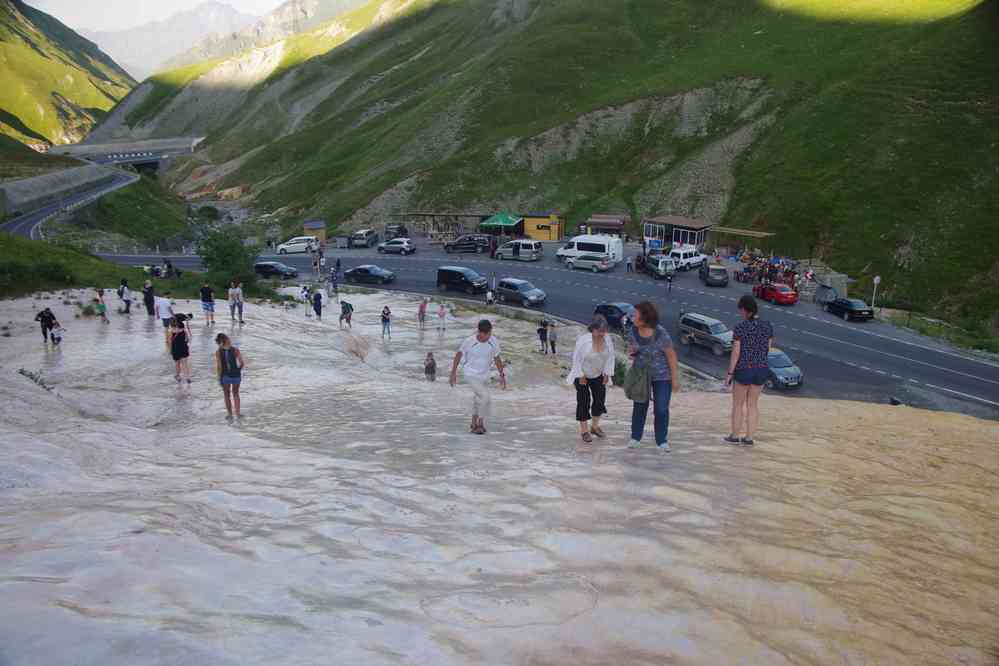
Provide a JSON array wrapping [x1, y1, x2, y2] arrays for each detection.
[[627, 301, 681, 451]]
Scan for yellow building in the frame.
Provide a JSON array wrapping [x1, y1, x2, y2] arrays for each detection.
[[521, 212, 564, 241]]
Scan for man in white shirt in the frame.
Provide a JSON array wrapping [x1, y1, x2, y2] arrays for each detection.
[[449, 319, 506, 435], [228, 281, 244, 323], [154, 292, 175, 348]]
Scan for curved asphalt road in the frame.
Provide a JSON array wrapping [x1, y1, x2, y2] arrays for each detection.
[[102, 244, 999, 420], [1, 173, 139, 240]]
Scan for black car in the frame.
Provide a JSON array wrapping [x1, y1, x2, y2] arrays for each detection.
[[824, 298, 874, 321], [496, 278, 547, 307], [385, 223, 409, 240], [594, 302, 635, 331], [437, 266, 488, 294], [444, 234, 491, 254], [254, 261, 298, 279], [344, 264, 396, 284], [766, 350, 804, 390]]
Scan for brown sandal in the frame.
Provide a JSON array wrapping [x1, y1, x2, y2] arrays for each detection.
[[581, 432, 593, 444], [590, 426, 606, 439]]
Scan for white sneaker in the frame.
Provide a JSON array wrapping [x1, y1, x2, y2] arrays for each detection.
[[657, 442, 671, 452], [627, 439, 642, 449]]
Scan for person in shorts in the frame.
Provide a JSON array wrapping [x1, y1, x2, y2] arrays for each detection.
[[200, 282, 216, 324], [449, 319, 506, 435], [725, 294, 774, 447], [94, 298, 109, 324], [154, 292, 175, 349], [215, 333, 244, 422]]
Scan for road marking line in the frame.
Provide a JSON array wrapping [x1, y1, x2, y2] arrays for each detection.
[[924, 383, 999, 408], [800, 329, 999, 386]]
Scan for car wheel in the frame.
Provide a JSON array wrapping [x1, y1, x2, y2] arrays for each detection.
[[498, 253, 505, 260], [477, 246, 484, 254], [680, 334, 691, 345], [765, 377, 775, 389], [771, 297, 777, 305], [498, 293, 506, 303], [378, 248, 384, 253], [566, 262, 575, 270], [466, 285, 475, 295], [843, 311, 850, 321], [591, 266, 599, 273], [445, 246, 453, 254], [712, 343, 724, 357], [279, 249, 287, 255], [823, 304, 830, 313]]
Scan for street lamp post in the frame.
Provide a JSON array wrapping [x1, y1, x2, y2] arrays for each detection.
[[872, 275, 881, 312]]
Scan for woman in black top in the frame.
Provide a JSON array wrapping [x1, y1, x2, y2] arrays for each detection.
[[170, 314, 192, 384], [142, 281, 155, 316], [725, 295, 773, 446]]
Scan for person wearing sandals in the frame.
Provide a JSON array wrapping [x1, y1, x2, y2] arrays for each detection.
[[725, 294, 773, 447], [627, 301, 680, 452], [568, 315, 616, 444], [449, 319, 506, 435]]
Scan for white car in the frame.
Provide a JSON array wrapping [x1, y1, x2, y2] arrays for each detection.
[[668, 244, 708, 271], [377, 238, 416, 255], [277, 236, 319, 254]]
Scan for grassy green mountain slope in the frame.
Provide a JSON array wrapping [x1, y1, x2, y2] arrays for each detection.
[[0, 134, 78, 181], [0, 0, 134, 147], [94, 0, 999, 330]]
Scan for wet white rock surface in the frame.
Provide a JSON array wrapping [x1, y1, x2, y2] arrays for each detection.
[[1, 290, 998, 665]]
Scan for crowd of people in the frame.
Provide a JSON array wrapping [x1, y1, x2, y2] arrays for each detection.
[[30, 273, 773, 446]]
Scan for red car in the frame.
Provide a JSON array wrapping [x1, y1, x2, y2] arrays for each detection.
[[753, 282, 799, 305]]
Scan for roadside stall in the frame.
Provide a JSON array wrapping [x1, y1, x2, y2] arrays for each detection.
[[479, 212, 524, 238]]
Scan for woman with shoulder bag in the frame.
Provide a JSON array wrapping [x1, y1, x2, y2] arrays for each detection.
[[625, 301, 680, 451], [568, 315, 616, 444]]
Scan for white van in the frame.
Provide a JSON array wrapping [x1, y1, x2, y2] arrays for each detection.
[[556, 235, 624, 265], [668, 244, 708, 271]]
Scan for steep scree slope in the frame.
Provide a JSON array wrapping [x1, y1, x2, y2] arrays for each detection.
[[0, 0, 134, 147]]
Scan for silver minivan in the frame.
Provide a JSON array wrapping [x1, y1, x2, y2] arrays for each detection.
[[495, 239, 543, 261], [566, 253, 611, 273]]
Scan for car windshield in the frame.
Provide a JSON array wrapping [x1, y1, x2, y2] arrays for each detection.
[[709, 323, 729, 334], [769, 352, 794, 369], [709, 267, 726, 275], [463, 270, 483, 280], [777, 285, 793, 292], [849, 300, 868, 308], [517, 282, 536, 291]]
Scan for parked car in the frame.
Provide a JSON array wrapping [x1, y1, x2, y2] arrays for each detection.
[[566, 253, 611, 273], [495, 239, 543, 261], [444, 234, 491, 254], [766, 349, 804, 389], [343, 264, 396, 284], [594, 302, 635, 331], [437, 266, 488, 294], [377, 238, 416, 255], [668, 244, 708, 271], [644, 254, 676, 280], [753, 282, 800, 305], [496, 278, 547, 306], [678, 312, 733, 356], [824, 298, 874, 321], [254, 261, 299, 279], [351, 229, 380, 248], [557, 235, 624, 265], [384, 223, 409, 240], [698, 263, 730, 287], [276, 236, 318, 254]]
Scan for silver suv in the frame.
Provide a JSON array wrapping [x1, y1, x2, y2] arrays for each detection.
[[678, 312, 733, 356]]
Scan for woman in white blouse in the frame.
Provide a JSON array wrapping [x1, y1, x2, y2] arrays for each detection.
[[567, 315, 617, 443]]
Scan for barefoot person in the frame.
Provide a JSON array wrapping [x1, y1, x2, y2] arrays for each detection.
[[381, 306, 392, 339], [568, 315, 616, 443], [228, 281, 245, 323], [34, 307, 57, 343], [169, 314, 192, 384], [215, 333, 244, 422], [449, 319, 506, 435], [117, 279, 132, 314], [627, 301, 680, 452], [424, 352, 437, 381], [154, 292, 175, 348], [142, 280, 156, 316], [339, 300, 354, 329], [200, 282, 216, 325], [725, 294, 773, 446]]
